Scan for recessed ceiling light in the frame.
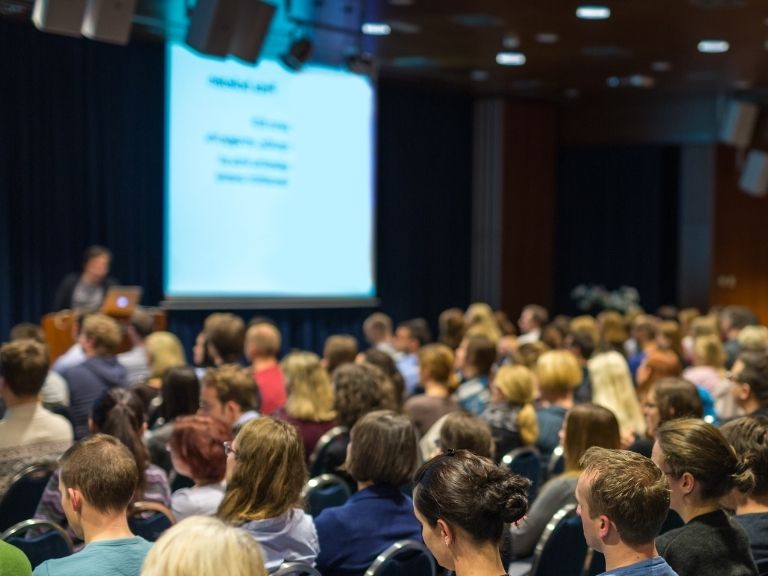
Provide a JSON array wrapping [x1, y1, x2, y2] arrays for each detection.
[[697, 40, 729, 53], [606, 76, 621, 87], [536, 32, 559, 44], [576, 5, 611, 20], [502, 34, 520, 49], [362, 22, 391, 35], [628, 75, 655, 88], [651, 61, 672, 72], [470, 70, 489, 81], [496, 52, 526, 66]]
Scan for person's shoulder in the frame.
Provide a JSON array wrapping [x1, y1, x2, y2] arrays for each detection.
[[655, 525, 686, 553]]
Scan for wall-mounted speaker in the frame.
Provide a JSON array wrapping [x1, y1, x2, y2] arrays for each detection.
[[739, 150, 768, 198], [82, 0, 137, 45], [720, 100, 759, 148], [32, 0, 87, 37]]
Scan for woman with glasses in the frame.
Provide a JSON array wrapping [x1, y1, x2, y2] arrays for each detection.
[[652, 418, 757, 576], [413, 449, 529, 576], [218, 417, 318, 571]]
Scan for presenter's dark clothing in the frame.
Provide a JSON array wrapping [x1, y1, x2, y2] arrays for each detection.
[[315, 484, 421, 576], [64, 356, 127, 439], [52, 273, 118, 312], [656, 509, 758, 576], [735, 513, 768, 576]]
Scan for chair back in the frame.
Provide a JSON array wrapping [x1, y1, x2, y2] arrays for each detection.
[[1, 519, 74, 568], [530, 504, 590, 576], [502, 447, 542, 502], [127, 501, 176, 542], [308, 426, 349, 478], [303, 474, 352, 517], [364, 539, 436, 576], [0, 461, 57, 532], [272, 561, 322, 576], [545, 446, 565, 481]]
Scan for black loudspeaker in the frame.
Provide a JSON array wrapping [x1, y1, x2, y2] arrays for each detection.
[[739, 150, 768, 198], [82, 0, 137, 45], [720, 100, 759, 148], [32, 0, 87, 37], [187, 0, 276, 62]]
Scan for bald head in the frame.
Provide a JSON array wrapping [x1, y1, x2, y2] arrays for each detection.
[[245, 323, 282, 361]]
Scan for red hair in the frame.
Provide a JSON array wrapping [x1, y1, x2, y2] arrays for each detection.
[[169, 415, 231, 483]]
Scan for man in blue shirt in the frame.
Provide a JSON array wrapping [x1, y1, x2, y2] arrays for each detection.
[[33, 434, 152, 576], [576, 447, 678, 576]]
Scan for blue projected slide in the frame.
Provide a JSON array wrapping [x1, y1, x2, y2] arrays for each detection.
[[165, 42, 375, 302]]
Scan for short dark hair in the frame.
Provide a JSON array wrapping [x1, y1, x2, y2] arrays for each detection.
[[654, 378, 703, 423], [205, 313, 245, 363], [465, 335, 496, 377], [203, 364, 260, 412], [722, 306, 758, 331], [129, 309, 155, 339], [439, 411, 494, 459], [524, 305, 549, 327], [9, 322, 45, 343], [346, 410, 418, 486], [567, 329, 596, 360], [398, 318, 432, 347], [82, 245, 112, 267], [169, 415, 231, 484], [0, 339, 49, 396], [580, 447, 670, 547], [161, 366, 201, 421], [323, 334, 358, 374], [60, 434, 138, 512], [737, 350, 768, 405]]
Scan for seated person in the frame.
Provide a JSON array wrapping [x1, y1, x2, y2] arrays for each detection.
[[203, 313, 245, 366], [0, 339, 73, 498], [454, 335, 496, 415], [577, 447, 677, 575], [323, 335, 359, 375], [32, 434, 152, 576], [168, 415, 230, 521], [141, 516, 266, 576], [117, 309, 154, 387], [218, 417, 318, 571], [315, 410, 421, 576], [403, 344, 459, 436], [438, 411, 494, 459], [52, 245, 117, 312], [197, 364, 260, 434], [9, 323, 69, 411], [535, 350, 583, 459], [0, 541, 31, 576], [244, 319, 286, 415]]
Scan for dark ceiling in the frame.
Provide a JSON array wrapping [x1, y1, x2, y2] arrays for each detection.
[[3, 0, 768, 99]]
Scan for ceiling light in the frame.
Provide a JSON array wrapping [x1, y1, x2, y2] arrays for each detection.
[[697, 40, 729, 53], [536, 32, 559, 44], [502, 34, 520, 49], [651, 61, 671, 72], [606, 76, 621, 88], [362, 22, 391, 35], [576, 5, 611, 20], [496, 52, 526, 66]]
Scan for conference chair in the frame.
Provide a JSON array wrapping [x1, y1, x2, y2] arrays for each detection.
[[272, 561, 322, 576], [529, 504, 592, 576], [501, 446, 543, 503], [0, 461, 57, 532], [308, 426, 350, 478], [302, 474, 352, 517], [364, 539, 437, 576], [2, 519, 74, 568], [127, 501, 176, 542], [545, 445, 565, 481]]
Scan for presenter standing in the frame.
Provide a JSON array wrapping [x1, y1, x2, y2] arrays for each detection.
[[52, 245, 118, 312]]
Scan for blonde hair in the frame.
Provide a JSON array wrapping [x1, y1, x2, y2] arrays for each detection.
[[141, 516, 266, 576], [418, 344, 458, 390], [281, 351, 335, 422], [569, 315, 599, 346], [693, 334, 726, 369], [738, 325, 768, 353], [493, 365, 538, 446], [598, 311, 627, 351], [464, 302, 502, 343], [587, 351, 645, 437], [536, 350, 582, 398], [689, 315, 718, 338], [145, 331, 186, 378], [82, 314, 122, 355]]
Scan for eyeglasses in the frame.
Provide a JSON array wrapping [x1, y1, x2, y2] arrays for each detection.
[[223, 442, 239, 459]]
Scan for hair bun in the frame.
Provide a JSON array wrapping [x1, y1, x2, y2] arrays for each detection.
[[479, 470, 530, 524]]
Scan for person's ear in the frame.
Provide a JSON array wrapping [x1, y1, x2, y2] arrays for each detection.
[[598, 515, 611, 539], [680, 472, 696, 496], [436, 519, 454, 546], [68, 488, 83, 513], [736, 382, 752, 401]]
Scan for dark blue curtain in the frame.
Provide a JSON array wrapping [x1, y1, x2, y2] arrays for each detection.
[[0, 20, 473, 353]]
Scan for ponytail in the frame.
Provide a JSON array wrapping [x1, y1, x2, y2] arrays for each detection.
[[517, 403, 539, 447]]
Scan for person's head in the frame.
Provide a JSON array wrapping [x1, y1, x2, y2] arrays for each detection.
[[597, 310, 627, 351], [80, 313, 121, 357], [720, 306, 758, 339], [126, 309, 154, 344], [394, 319, 432, 354], [678, 308, 701, 335], [346, 410, 418, 486], [418, 343, 457, 389], [562, 404, 621, 474], [513, 341, 550, 370], [738, 325, 768, 354], [0, 339, 49, 400], [438, 308, 466, 350], [518, 304, 548, 334], [643, 378, 703, 439], [281, 351, 335, 422], [363, 313, 393, 346], [9, 322, 45, 343], [656, 320, 683, 358], [160, 366, 200, 422], [59, 434, 138, 538], [218, 417, 305, 523], [491, 365, 538, 446], [323, 334, 359, 374], [243, 322, 281, 363], [720, 416, 768, 502], [81, 245, 111, 283], [141, 516, 267, 576], [536, 350, 582, 401], [168, 415, 231, 484], [636, 349, 682, 398], [569, 315, 599, 346], [577, 447, 669, 553], [413, 450, 529, 570], [204, 313, 245, 365], [438, 411, 494, 459], [692, 334, 726, 369], [653, 418, 754, 514], [630, 315, 657, 346], [464, 303, 502, 343], [145, 331, 186, 379], [199, 365, 260, 430], [689, 314, 719, 339], [332, 363, 396, 428], [730, 350, 768, 411], [587, 351, 645, 436], [457, 335, 496, 379], [193, 330, 214, 368], [359, 348, 405, 408]]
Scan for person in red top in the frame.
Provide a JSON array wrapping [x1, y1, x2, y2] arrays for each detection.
[[244, 319, 286, 415]]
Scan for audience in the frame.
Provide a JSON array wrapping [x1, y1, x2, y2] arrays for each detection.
[[438, 411, 494, 459], [197, 364, 260, 434], [413, 450, 529, 576], [0, 339, 73, 497], [564, 328, 596, 403], [683, 334, 739, 419], [9, 323, 70, 411], [627, 314, 658, 378], [730, 350, 768, 420], [217, 417, 318, 571], [394, 318, 432, 395], [517, 304, 548, 345], [577, 447, 677, 575], [322, 334, 359, 375], [333, 363, 396, 429], [204, 313, 246, 366], [244, 320, 285, 415], [141, 516, 267, 576], [363, 312, 396, 358], [636, 348, 682, 403], [720, 306, 759, 369], [315, 411, 421, 576], [32, 434, 152, 576], [403, 343, 459, 436], [454, 335, 496, 415], [597, 310, 627, 356], [358, 348, 406, 408], [464, 302, 502, 343], [117, 309, 154, 387], [168, 415, 230, 521], [437, 307, 465, 350], [134, 330, 186, 413], [652, 418, 758, 576], [535, 350, 583, 457]]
